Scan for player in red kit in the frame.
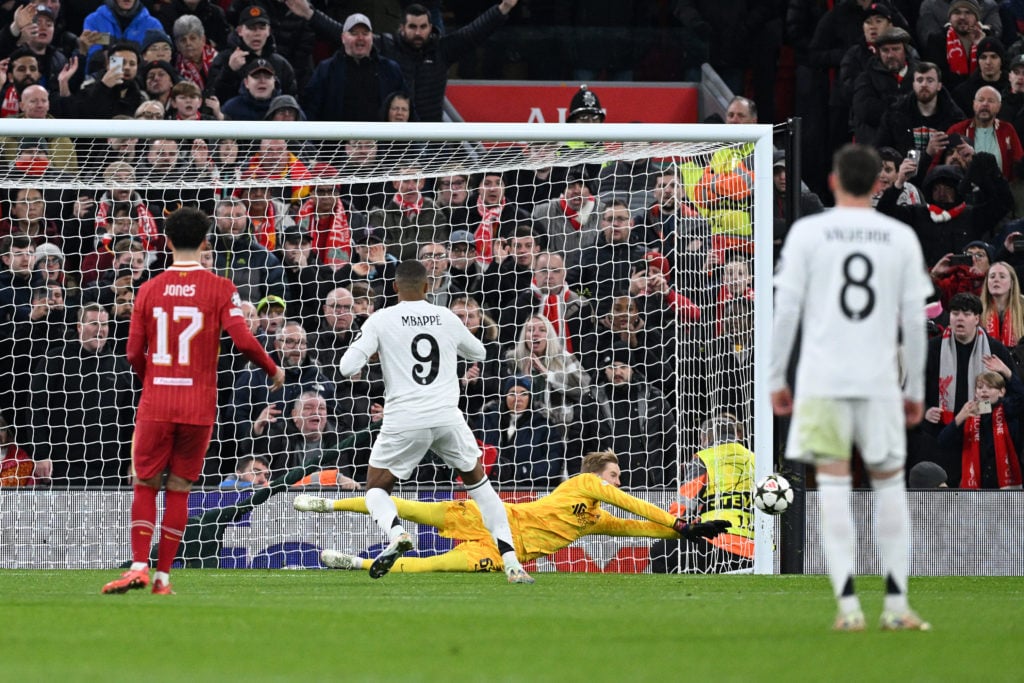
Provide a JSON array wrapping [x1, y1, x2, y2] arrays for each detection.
[[102, 207, 285, 596]]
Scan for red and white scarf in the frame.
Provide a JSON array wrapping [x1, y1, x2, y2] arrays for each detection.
[[474, 196, 504, 266], [244, 153, 313, 204], [393, 192, 423, 219], [95, 198, 160, 251], [928, 202, 967, 223], [559, 196, 581, 230], [250, 204, 280, 252], [961, 402, 1023, 488], [297, 197, 352, 268], [175, 43, 217, 91], [532, 281, 574, 352], [983, 308, 1020, 347], [938, 327, 990, 424], [945, 26, 978, 77]]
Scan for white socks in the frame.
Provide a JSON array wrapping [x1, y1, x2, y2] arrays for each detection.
[[366, 488, 406, 542], [817, 473, 859, 613], [465, 476, 521, 569], [873, 474, 910, 613]]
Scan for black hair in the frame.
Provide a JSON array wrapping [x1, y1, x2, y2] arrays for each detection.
[[164, 207, 211, 250], [948, 292, 983, 315], [109, 41, 141, 60], [403, 3, 430, 20], [7, 46, 39, 67], [395, 259, 428, 288], [1, 232, 31, 253], [878, 146, 903, 165]]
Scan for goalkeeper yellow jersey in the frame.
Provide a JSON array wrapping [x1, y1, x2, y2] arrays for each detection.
[[439, 473, 679, 561]]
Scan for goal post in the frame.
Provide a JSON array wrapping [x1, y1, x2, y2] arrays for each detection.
[[0, 118, 778, 573]]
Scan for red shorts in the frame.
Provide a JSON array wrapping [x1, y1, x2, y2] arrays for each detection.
[[132, 420, 213, 482]]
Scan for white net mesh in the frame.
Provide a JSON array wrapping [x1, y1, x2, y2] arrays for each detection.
[[0, 121, 769, 573]]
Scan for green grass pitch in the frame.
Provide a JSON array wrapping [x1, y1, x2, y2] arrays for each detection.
[[2, 571, 1022, 682]]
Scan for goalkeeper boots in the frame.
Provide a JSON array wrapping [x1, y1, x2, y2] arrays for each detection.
[[833, 609, 866, 632], [293, 494, 332, 513], [369, 532, 414, 579], [506, 565, 535, 585], [321, 549, 363, 570], [151, 579, 175, 595], [101, 569, 150, 594], [880, 609, 931, 631]]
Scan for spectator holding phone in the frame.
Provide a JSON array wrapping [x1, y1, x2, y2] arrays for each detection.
[[878, 151, 1014, 267], [947, 85, 1024, 180], [924, 292, 1018, 432], [937, 369, 1024, 489], [873, 147, 923, 207], [930, 240, 992, 306], [72, 42, 145, 119], [877, 62, 966, 161], [82, 0, 164, 65]]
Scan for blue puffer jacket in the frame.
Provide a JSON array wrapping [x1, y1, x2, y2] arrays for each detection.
[[83, 1, 164, 62]]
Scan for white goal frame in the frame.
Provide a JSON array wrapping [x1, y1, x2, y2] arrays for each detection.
[[0, 118, 778, 574]]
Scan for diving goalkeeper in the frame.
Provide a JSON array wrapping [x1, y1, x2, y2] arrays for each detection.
[[295, 451, 730, 573]]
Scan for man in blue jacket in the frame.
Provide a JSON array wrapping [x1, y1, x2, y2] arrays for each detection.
[[83, 0, 163, 63]]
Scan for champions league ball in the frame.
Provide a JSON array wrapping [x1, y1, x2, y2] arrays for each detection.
[[753, 474, 794, 515]]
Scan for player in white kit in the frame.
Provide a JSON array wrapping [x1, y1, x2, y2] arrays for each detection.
[[770, 144, 932, 631], [338, 259, 533, 583]]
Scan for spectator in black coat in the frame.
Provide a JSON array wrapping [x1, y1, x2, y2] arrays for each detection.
[[572, 200, 647, 306], [851, 26, 916, 146], [302, 13, 407, 122], [878, 152, 1013, 266], [30, 303, 135, 486], [70, 42, 145, 119], [592, 345, 675, 488], [207, 5, 298, 103], [294, 0, 517, 122], [226, 0, 315, 89], [474, 374, 564, 490], [221, 57, 279, 120], [876, 61, 967, 156]]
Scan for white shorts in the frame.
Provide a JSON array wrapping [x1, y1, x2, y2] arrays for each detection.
[[368, 422, 481, 480], [785, 397, 906, 471]]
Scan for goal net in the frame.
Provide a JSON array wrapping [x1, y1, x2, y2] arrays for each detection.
[[0, 119, 775, 573]]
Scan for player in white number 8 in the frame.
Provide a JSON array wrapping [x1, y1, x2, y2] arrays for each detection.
[[337, 259, 533, 584], [771, 144, 933, 632]]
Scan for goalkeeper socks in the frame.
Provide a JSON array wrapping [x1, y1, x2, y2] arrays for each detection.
[[366, 488, 405, 540], [465, 476, 520, 567], [130, 484, 158, 567], [156, 489, 189, 574], [817, 473, 859, 609], [873, 473, 910, 612]]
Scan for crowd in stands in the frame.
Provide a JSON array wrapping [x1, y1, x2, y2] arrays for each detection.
[[2, 0, 1022, 493], [773, 0, 1024, 489], [0, 1, 762, 494]]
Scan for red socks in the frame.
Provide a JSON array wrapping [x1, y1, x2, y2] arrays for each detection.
[[130, 484, 158, 566], [156, 489, 190, 574]]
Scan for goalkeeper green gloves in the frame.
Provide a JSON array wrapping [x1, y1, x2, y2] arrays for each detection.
[[673, 518, 731, 540]]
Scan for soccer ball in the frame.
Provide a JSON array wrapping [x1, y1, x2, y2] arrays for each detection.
[[753, 474, 794, 515]]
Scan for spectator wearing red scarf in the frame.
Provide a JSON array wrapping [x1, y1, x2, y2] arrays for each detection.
[[530, 171, 601, 259], [938, 368, 1024, 488], [367, 170, 445, 262]]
